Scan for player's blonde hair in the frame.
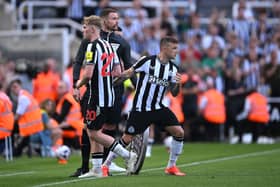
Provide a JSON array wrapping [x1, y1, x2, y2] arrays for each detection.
[[83, 15, 102, 30]]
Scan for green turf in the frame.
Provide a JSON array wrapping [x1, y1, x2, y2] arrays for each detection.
[[1, 143, 280, 187]]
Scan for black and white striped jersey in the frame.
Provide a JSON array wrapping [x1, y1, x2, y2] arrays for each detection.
[[132, 55, 178, 112], [85, 38, 119, 107]]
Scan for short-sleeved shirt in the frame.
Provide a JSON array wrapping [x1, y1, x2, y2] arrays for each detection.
[[85, 38, 119, 107], [131, 55, 178, 112]]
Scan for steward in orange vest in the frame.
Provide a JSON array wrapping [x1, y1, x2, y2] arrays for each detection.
[[236, 90, 269, 142], [53, 81, 83, 149], [199, 77, 226, 141], [9, 79, 44, 156], [0, 90, 14, 140], [33, 62, 60, 104]]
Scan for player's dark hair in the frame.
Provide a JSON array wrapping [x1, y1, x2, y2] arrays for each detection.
[[100, 8, 118, 18], [160, 36, 178, 47]]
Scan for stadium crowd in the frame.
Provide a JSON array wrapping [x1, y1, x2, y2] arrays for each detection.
[[1, 0, 280, 158]]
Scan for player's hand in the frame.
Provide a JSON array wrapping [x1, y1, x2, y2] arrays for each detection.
[[173, 72, 182, 84], [73, 88, 80, 102]]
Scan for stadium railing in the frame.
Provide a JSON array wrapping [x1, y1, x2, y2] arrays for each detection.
[[17, 0, 195, 32]]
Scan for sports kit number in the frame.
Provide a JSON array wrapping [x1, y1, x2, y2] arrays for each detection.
[[101, 52, 114, 77]]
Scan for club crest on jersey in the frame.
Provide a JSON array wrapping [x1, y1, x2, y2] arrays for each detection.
[[127, 126, 135, 133], [148, 75, 169, 87]]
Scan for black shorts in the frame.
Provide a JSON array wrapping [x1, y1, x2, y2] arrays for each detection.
[[83, 97, 116, 130], [125, 107, 180, 135]]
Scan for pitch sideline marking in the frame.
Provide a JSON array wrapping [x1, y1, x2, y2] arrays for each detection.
[[0, 171, 35, 177], [33, 148, 280, 187]]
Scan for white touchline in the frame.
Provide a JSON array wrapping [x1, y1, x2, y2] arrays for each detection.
[[0, 171, 35, 177], [32, 148, 280, 187]]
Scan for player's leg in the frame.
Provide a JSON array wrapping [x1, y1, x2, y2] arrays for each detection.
[[145, 124, 154, 157], [102, 95, 124, 172], [103, 111, 150, 175], [160, 108, 185, 176], [79, 107, 137, 178], [69, 93, 90, 177]]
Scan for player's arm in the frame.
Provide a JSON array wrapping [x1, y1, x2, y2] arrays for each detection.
[[75, 43, 96, 89], [169, 72, 182, 97], [76, 64, 94, 89], [113, 67, 135, 86], [114, 55, 147, 85], [53, 100, 72, 123], [73, 39, 89, 87], [112, 63, 121, 77]]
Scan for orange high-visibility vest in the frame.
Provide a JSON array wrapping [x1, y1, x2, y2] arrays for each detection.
[[247, 92, 269, 123], [18, 90, 44, 137], [167, 92, 185, 123], [202, 89, 226, 124], [56, 93, 83, 137], [0, 92, 14, 139], [33, 71, 60, 104]]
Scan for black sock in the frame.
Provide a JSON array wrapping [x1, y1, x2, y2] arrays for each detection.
[[81, 129, 90, 171], [102, 129, 116, 162]]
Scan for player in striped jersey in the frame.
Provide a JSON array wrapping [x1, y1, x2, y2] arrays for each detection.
[[104, 36, 186, 176], [74, 15, 137, 178]]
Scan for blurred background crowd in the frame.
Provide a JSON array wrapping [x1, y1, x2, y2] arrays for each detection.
[[1, 0, 280, 158]]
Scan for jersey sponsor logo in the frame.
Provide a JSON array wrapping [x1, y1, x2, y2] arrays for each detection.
[[148, 75, 169, 87], [85, 51, 93, 61]]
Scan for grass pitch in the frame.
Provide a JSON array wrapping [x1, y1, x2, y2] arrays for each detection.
[[1, 143, 280, 187]]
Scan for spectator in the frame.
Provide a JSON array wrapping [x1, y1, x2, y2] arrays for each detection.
[[242, 47, 262, 91], [185, 13, 205, 47], [181, 67, 200, 141], [142, 23, 161, 55], [233, 0, 254, 20], [236, 89, 269, 143], [201, 23, 225, 51], [0, 82, 14, 154], [179, 36, 202, 72], [174, 7, 189, 41], [160, 7, 176, 37], [93, 0, 110, 16], [53, 81, 83, 149], [123, 0, 148, 20], [263, 50, 280, 97], [227, 3, 256, 47], [32, 58, 60, 104], [198, 76, 226, 141], [9, 79, 44, 157], [66, 0, 84, 23]]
